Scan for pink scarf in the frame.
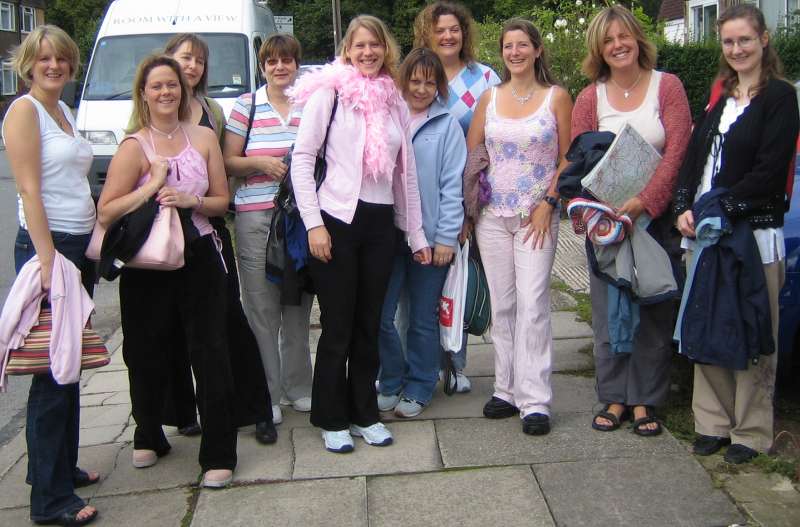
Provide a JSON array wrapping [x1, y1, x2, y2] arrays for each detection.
[[289, 60, 402, 181]]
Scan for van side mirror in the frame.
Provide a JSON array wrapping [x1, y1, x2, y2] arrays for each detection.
[[60, 81, 79, 108]]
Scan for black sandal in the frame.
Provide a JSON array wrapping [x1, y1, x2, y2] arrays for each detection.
[[631, 406, 662, 437], [73, 468, 100, 489], [34, 505, 98, 526], [591, 404, 628, 432]]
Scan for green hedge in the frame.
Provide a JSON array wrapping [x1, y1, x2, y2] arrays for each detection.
[[658, 32, 800, 118]]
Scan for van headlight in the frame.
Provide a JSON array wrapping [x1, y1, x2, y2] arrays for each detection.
[[80, 131, 117, 145]]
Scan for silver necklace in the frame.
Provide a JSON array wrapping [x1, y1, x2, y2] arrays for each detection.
[[149, 123, 181, 140], [610, 71, 643, 99], [511, 86, 534, 105]]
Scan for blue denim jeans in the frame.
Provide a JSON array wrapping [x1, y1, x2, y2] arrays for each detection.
[[378, 249, 449, 405], [14, 227, 92, 522]]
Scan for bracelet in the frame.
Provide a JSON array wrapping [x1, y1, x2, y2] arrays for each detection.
[[194, 195, 203, 209]]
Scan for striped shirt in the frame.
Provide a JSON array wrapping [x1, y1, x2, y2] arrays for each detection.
[[226, 85, 302, 211]]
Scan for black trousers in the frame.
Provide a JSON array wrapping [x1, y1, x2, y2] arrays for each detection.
[[308, 201, 396, 430], [163, 218, 272, 428], [120, 235, 238, 471]]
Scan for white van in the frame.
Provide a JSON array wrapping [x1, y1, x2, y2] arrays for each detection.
[[75, 0, 277, 195]]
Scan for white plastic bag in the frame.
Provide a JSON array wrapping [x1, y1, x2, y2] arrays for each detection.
[[439, 239, 470, 352]]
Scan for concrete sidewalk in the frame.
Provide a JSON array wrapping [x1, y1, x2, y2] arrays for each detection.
[[0, 222, 745, 526]]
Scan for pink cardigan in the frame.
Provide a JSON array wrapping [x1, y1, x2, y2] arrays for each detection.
[[0, 252, 94, 390], [571, 71, 692, 218], [291, 86, 428, 253]]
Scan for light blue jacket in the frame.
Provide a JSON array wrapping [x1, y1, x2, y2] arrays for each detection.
[[411, 100, 466, 248]]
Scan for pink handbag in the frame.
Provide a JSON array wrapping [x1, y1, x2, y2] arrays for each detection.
[[85, 205, 184, 270]]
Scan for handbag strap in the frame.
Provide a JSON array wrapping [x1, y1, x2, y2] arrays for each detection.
[[242, 89, 259, 155], [318, 90, 339, 165]]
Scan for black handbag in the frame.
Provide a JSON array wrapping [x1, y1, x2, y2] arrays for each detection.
[[266, 90, 339, 275], [275, 91, 338, 215]]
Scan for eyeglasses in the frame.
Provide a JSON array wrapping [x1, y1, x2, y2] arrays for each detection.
[[721, 36, 759, 49]]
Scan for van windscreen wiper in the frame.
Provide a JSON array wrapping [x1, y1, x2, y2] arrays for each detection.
[[105, 89, 133, 100], [207, 84, 247, 92]]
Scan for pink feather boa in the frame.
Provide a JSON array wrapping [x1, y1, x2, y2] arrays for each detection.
[[288, 60, 403, 181]]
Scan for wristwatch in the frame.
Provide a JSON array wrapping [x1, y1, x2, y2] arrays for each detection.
[[543, 195, 559, 208]]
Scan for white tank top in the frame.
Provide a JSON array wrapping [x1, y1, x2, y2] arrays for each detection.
[[597, 70, 666, 154], [2, 95, 95, 234]]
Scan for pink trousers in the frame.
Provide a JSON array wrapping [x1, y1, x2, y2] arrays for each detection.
[[476, 211, 559, 417]]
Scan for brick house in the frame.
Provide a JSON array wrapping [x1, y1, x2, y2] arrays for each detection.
[[0, 0, 45, 114]]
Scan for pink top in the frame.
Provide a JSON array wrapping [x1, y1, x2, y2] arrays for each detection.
[[291, 87, 428, 252], [484, 86, 558, 217], [571, 71, 691, 219], [127, 128, 213, 237]]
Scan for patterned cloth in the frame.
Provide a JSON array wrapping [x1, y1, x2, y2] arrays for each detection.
[[226, 85, 302, 212], [445, 62, 501, 135], [566, 197, 633, 246], [484, 86, 558, 217]]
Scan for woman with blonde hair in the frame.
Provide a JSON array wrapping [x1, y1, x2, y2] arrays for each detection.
[[290, 15, 430, 453], [572, 5, 691, 436], [3, 25, 99, 525], [465, 19, 573, 434], [98, 55, 237, 487]]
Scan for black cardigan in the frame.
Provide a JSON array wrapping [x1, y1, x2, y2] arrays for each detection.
[[673, 78, 799, 228]]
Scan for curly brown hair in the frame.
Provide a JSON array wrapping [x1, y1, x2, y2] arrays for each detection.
[[413, 1, 477, 66]]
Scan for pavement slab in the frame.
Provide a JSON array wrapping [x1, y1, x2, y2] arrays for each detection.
[[78, 424, 127, 448], [292, 420, 441, 479], [381, 374, 597, 423], [436, 413, 685, 468], [79, 393, 110, 407], [533, 457, 743, 526], [80, 404, 131, 429], [232, 428, 294, 483], [551, 311, 593, 339], [89, 487, 190, 525], [367, 465, 555, 527], [94, 437, 202, 496], [0, 433, 25, 480], [0, 506, 27, 525], [463, 338, 594, 377], [723, 471, 800, 527], [192, 477, 367, 527], [101, 391, 131, 406], [81, 370, 129, 395]]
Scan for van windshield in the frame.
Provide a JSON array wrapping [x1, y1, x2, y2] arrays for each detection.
[[83, 33, 249, 100]]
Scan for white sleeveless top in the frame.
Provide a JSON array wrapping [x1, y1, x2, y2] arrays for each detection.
[[2, 95, 95, 234], [597, 70, 666, 154]]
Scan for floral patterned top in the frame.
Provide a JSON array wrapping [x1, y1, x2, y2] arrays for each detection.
[[484, 86, 558, 217]]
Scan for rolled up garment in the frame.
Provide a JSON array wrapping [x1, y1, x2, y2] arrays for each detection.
[[566, 197, 633, 245]]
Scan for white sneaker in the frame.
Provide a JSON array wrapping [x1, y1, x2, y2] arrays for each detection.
[[394, 397, 424, 418], [350, 422, 393, 446], [279, 397, 292, 406], [292, 397, 312, 412], [272, 404, 283, 425], [322, 429, 354, 453], [377, 393, 400, 412]]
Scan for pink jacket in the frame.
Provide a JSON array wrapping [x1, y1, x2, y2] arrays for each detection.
[[0, 252, 94, 390], [291, 86, 428, 253]]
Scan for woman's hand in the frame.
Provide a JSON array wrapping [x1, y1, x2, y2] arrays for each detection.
[[156, 187, 197, 208], [308, 226, 332, 262], [676, 210, 696, 238], [458, 219, 473, 244], [149, 156, 170, 189], [432, 244, 454, 267], [40, 259, 53, 292], [523, 201, 554, 249], [257, 156, 288, 181], [617, 196, 646, 222], [413, 246, 432, 265]]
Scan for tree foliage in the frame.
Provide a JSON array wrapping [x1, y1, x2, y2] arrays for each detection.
[[45, 0, 110, 70]]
